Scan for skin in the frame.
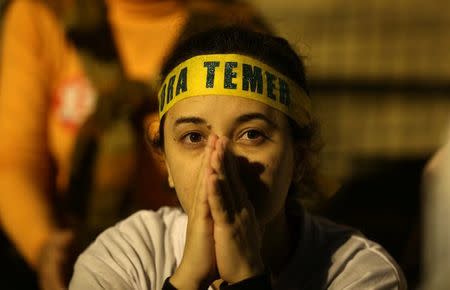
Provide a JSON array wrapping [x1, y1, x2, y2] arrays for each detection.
[[161, 95, 298, 289], [38, 230, 74, 290]]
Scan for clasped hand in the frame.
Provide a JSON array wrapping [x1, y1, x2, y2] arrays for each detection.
[[170, 135, 265, 289]]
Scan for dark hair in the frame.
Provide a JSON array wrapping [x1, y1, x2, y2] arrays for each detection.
[[161, 26, 309, 95], [149, 26, 325, 205]]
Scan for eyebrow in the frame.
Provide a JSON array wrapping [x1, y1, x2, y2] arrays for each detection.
[[235, 113, 278, 128], [173, 113, 278, 129], [174, 116, 208, 126]]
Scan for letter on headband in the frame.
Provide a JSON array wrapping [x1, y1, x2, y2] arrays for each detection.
[[158, 54, 312, 126]]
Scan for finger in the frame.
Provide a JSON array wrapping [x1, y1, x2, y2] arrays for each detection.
[[193, 134, 217, 219], [207, 171, 231, 225], [211, 138, 236, 213], [221, 139, 248, 207], [192, 134, 215, 207], [210, 139, 224, 177]]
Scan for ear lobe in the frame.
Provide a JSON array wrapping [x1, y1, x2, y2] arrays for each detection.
[[168, 174, 175, 188], [145, 113, 161, 145], [165, 160, 175, 188]]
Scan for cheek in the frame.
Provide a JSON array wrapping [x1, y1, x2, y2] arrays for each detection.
[[241, 143, 294, 222], [260, 153, 294, 207], [256, 144, 294, 191], [165, 152, 203, 214]]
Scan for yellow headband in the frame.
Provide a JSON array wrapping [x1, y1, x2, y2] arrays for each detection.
[[158, 54, 311, 126]]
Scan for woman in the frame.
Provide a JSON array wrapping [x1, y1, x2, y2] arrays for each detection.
[[69, 27, 406, 290]]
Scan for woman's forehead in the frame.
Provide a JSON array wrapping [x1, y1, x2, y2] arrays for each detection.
[[165, 95, 284, 123]]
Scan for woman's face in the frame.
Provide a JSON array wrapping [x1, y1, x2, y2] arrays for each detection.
[[162, 95, 296, 225]]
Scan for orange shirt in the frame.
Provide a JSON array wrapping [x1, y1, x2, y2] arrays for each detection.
[[0, 0, 187, 267]]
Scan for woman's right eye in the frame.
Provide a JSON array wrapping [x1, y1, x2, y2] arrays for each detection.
[[181, 132, 205, 146]]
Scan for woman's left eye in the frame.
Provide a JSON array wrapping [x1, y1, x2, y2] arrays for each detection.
[[239, 129, 266, 144]]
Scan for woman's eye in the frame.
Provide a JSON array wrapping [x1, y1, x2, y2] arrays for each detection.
[[239, 129, 267, 144], [182, 132, 205, 144], [245, 130, 263, 139]]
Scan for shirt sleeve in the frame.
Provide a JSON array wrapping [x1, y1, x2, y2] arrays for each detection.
[[69, 209, 181, 290], [327, 236, 407, 290]]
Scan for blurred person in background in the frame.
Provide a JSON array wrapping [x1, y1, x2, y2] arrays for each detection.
[[0, 0, 268, 289], [421, 126, 450, 290]]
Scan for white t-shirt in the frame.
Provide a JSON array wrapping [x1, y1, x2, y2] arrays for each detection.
[[69, 206, 407, 290], [421, 127, 450, 289]]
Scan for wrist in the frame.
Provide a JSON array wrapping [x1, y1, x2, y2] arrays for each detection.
[[220, 270, 272, 290], [169, 274, 198, 290], [170, 266, 209, 290]]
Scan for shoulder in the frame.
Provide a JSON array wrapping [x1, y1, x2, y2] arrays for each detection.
[[327, 234, 407, 289], [94, 206, 186, 255], [70, 207, 187, 290], [289, 211, 407, 289], [309, 215, 407, 289], [4, 0, 58, 28], [113, 206, 187, 239], [2, 0, 67, 60]]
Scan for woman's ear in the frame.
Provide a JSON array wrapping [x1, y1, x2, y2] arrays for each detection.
[[165, 160, 175, 188], [145, 113, 173, 187], [145, 113, 161, 148]]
